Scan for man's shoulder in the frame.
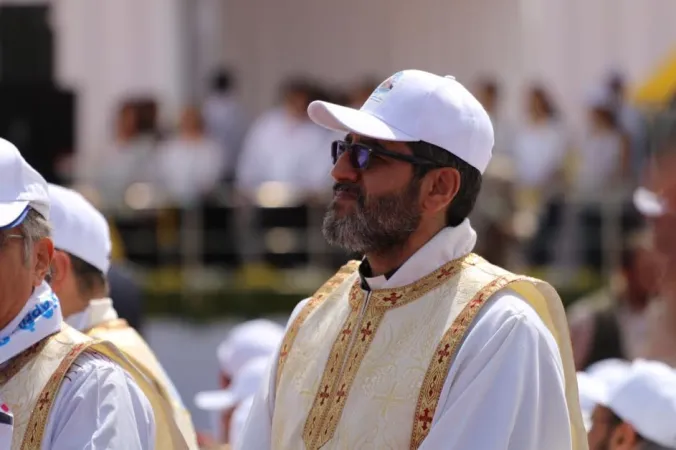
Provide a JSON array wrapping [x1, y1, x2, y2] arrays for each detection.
[[62, 350, 133, 389], [470, 288, 557, 347]]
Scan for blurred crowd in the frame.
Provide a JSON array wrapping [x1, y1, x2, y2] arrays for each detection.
[[77, 66, 669, 285]]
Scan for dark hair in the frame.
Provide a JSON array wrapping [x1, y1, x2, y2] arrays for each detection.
[[408, 141, 483, 227], [530, 86, 558, 118], [479, 78, 499, 98], [211, 69, 234, 92], [68, 253, 108, 298]]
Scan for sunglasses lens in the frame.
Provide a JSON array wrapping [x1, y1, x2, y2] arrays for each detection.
[[351, 145, 370, 169]]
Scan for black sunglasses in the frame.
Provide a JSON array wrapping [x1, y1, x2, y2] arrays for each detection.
[[331, 140, 443, 170]]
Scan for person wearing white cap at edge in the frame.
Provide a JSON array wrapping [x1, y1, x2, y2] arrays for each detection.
[[46, 183, 200, 449], [195, 320, 283, 448], [587, 359, 676, 450], [632, 176, 676, 368], [577, 371, 610, 432], [239, 70, 586, 450], [216, 319, 284, 389], [195, 356, 270, 449], [0, 139, 155, 450]]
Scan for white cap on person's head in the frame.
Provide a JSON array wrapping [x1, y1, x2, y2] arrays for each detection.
[[217, 319, 284, 379], [308, 70, 494, 174], [48, 184, 112, 274], [577, 371, 609, 431], [599, 359, 676, 448], [0, 139, 50, 228], [634, 187, 667, 218], [194, 356, 270, 412]]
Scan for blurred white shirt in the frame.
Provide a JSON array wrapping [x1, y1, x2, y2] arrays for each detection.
[[576, 131, 625, 194], [236, 108, 334, 196], [157, 135, 223, 205], [203, 93, 248, 177], [512, 120, 568, 188]]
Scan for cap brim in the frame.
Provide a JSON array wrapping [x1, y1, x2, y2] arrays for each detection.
[[308, 101, 417, 142], [0, 202, 30, 229], [633, 187, 666, 217], [194, 389, 238, 411]]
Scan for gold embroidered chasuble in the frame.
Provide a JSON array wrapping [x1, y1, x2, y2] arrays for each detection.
[[0, 324, 189, 450], [272, 254, 586, 450], [85, 318, 199, 450]]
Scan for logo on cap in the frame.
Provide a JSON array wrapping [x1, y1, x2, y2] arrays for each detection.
[[368, 71, 403, 104]]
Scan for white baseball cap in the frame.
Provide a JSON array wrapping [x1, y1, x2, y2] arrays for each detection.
[[308, 69, 494, 173], [586, 358, 632, 391], [217, 319, 284, 378], [0, 139, 50, 228], [195, 356, 270, 412], [577, 371, 609, 431], [634, 187, 667, 217], [48, 184, 112, 274], [599, 359, 676, 448]]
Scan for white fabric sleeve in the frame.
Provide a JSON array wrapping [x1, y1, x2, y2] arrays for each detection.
[[419, 290, 571, 450], [44, 352, 156, 450], [236, 298, 310, 450]]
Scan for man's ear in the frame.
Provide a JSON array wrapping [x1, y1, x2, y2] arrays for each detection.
[[48, 249, 71, 292], [32, 238, 55, 288], [609, 421, 640, 450], [420, 167, 461, 215]]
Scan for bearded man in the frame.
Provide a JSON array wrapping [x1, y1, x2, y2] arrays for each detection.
[[239, 70, 586, 450]]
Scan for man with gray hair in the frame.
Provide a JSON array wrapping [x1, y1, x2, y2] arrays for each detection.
[[0, 139, 155, 449]]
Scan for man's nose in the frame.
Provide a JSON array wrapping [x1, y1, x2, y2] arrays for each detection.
[[331, 151, 359, 183]]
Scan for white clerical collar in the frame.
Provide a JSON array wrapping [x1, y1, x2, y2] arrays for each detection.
[[66, 298, 119, 332], [362, 219, 477, 290]]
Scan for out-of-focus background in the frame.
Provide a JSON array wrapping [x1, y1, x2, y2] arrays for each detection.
[[3, 0, 676, 433]]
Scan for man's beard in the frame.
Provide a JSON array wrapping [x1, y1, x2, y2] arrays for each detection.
[[322, 180, 423, 255]]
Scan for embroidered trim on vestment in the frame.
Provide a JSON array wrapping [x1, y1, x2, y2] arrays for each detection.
[[275, 260, 360, 391], [409, 273, 527, 449], [302, 255, 469, 450], [19, 339, 98, 450]]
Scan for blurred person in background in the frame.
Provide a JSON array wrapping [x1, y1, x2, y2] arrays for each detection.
[[632, 152, 676, 366], [195, 357, 270, 449], [568, 228, 658, 369], [202, 68, 249, 183], [607, 73, 648, 182], [0, 140, 155, 449], [586, 359, 676, 450], [575, 91, 630, 196], [235, 78, 335, 198], [472, 77, 517, 267], [512, 85, 568, 197], [96, 101, 159, 207], [157, 105, 224, 206], [195, 320, 283, 448], [240, 70, 585, 450], [47, 183, 199, 449], [515, 86, 570, 267]]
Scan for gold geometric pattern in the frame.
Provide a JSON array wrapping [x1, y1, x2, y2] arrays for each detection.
[[276, 260, 360, 391], [409, 273, 525, 449], [302, 254, 470, 450]]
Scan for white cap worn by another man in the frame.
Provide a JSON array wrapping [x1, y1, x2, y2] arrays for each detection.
[[48, 184, 112, 274], [308, 69, 495, 174], [216, 319, 284, 380], [597, 359, 676, 449], [578, 359, 632, 432], [0, 139, 50, 228]]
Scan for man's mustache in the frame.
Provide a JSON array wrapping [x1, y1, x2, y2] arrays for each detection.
[[333, 183, 362, 196]]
